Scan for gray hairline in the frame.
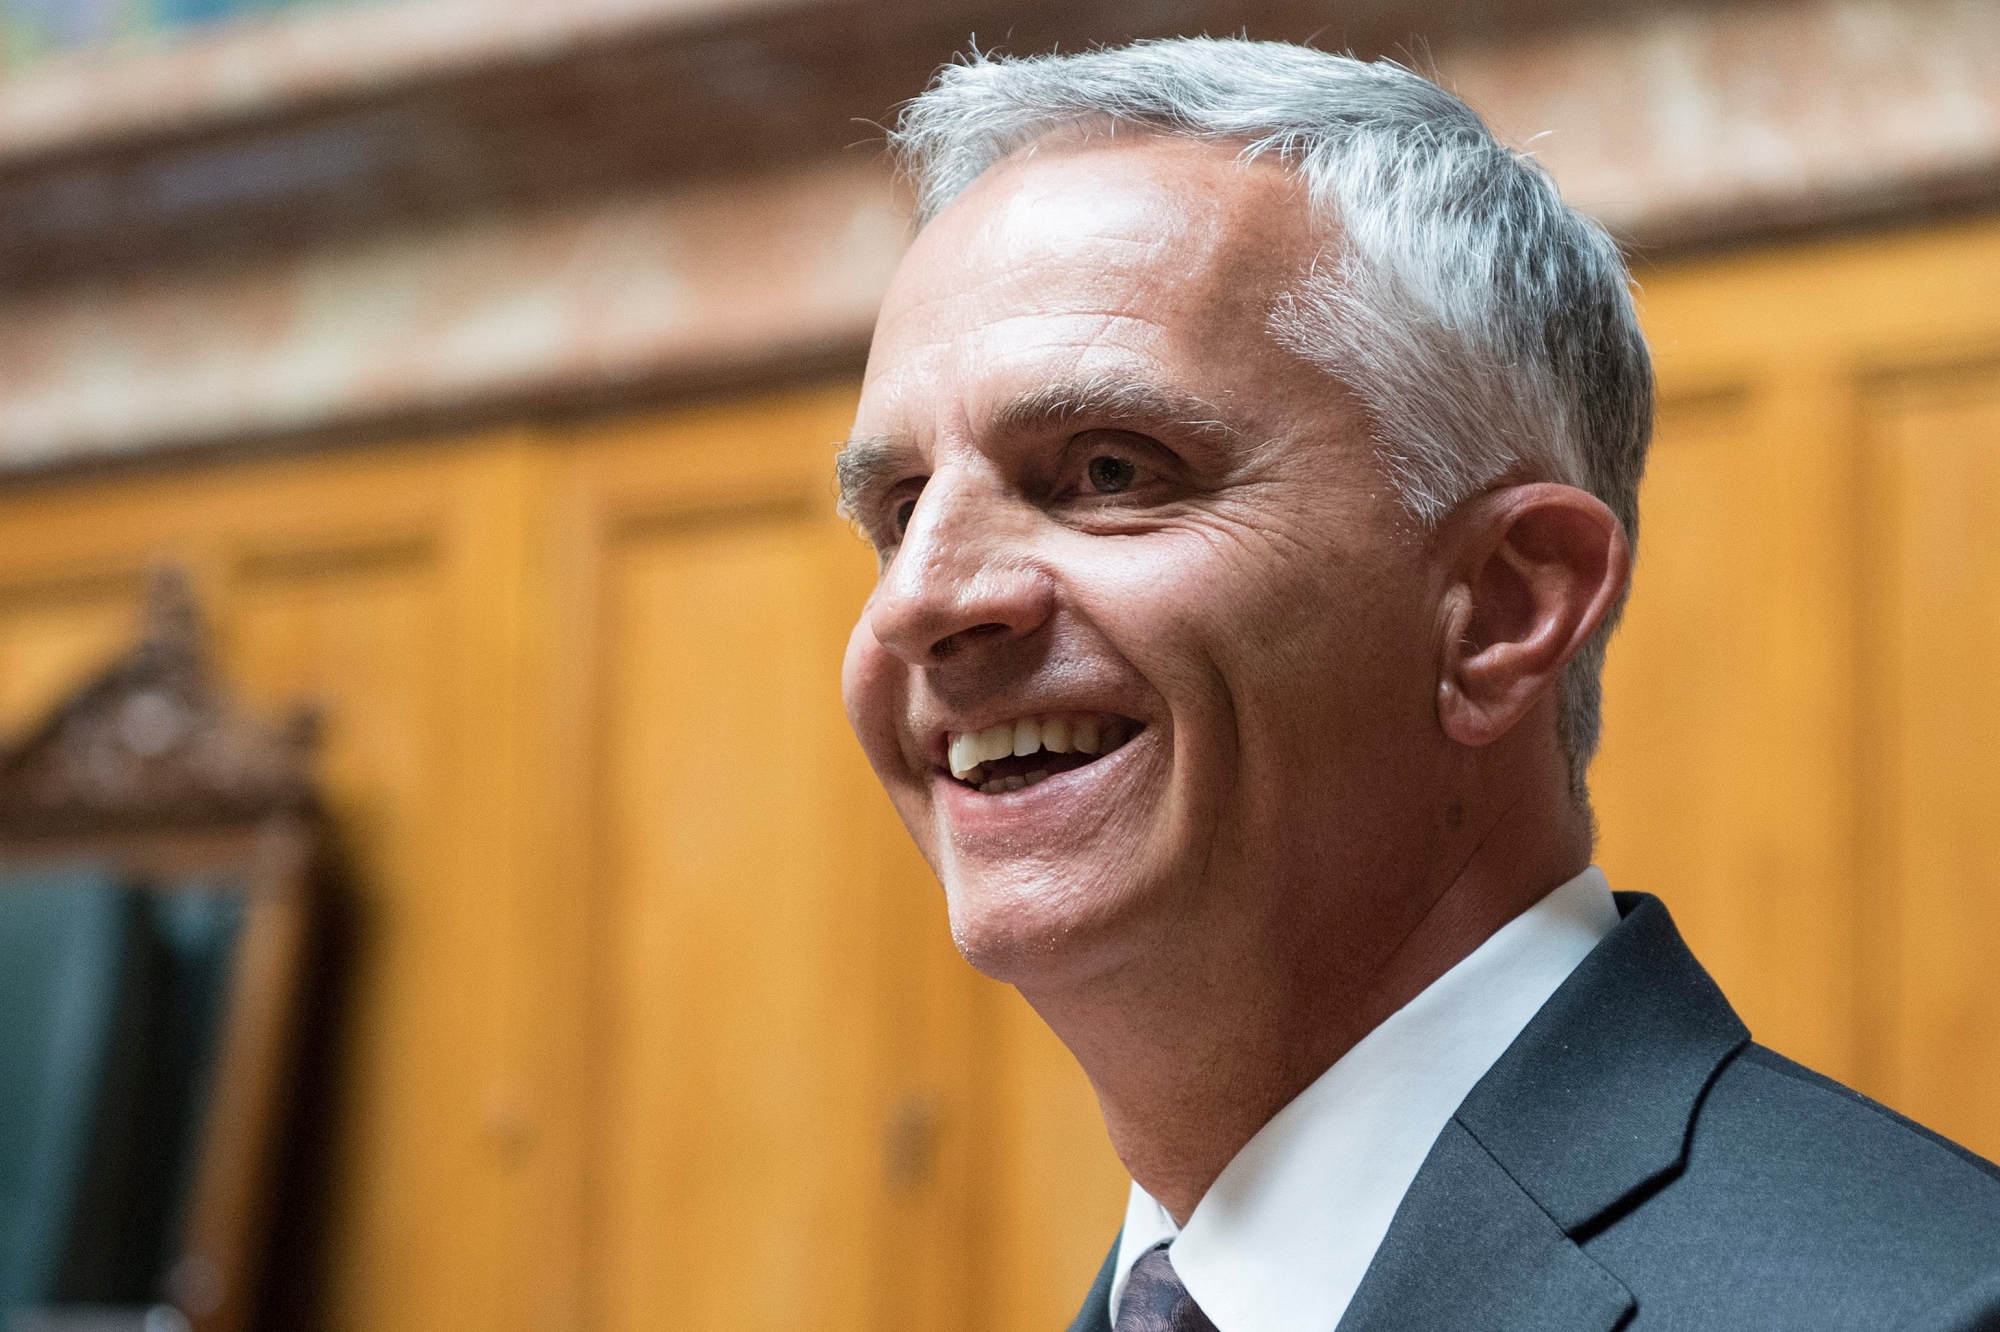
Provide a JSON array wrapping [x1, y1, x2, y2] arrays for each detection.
[[888, 40, 1654, 800]]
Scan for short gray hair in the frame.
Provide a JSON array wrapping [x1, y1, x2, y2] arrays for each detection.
[[890, 37, 1653, 792]]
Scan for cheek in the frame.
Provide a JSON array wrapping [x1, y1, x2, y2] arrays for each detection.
[[841, 621, 910, 776], [1068, 516, 1433, 750], [1058, 537, 1236, 704], [1064, 518, 1347, 673], [839, 619, 876, 732], [1247, 558, 1441, 793]]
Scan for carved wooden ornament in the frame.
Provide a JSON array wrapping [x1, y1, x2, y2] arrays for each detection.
[[0, 568, 317, 838]]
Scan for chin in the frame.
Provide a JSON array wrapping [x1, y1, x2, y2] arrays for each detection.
[[938, 859, 1153, 986]]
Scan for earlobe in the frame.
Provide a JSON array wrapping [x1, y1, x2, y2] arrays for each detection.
[[1435, 484, 1629, 749]]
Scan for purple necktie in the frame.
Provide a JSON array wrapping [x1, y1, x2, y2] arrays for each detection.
[[1114, 1245, 1220, 1332]]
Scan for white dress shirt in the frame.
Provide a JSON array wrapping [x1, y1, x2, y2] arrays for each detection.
[[1108, 866, 1622, 1332]]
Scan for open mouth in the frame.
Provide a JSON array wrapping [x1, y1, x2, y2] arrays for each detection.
[[944, 713, 1140, 794]]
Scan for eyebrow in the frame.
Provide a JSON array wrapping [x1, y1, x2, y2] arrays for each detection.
[[989, 375, 1246, 448], [835, 375, 1249, 523], [834, 432, 906, 524]]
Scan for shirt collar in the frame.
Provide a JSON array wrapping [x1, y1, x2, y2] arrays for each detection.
[[1108, 867, 1621, 1332]]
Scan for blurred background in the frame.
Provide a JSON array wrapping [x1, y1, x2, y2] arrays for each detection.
[[0, 0, 1995, 1330]]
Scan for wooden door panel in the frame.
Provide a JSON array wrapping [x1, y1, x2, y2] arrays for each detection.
[[1865, 361, 2000, 1159], [229, 539, 469, 1332], [594, 506, 870, 1332], [0, 444, 543, 1332], [557, 387, 984, 1332]]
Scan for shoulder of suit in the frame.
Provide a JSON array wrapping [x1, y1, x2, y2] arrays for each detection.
[[1580, 1040, 2000, 1328], [1715, 1043, 2000, 1197]]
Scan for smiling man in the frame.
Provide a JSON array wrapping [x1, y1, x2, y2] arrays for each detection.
[[838, 39, 2000, 1332]]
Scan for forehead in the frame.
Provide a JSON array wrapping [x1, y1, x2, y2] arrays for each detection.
[[859, 134, 1319, 439]]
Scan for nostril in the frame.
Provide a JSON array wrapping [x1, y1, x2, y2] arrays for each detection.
[[930, 622, 1009, 660]]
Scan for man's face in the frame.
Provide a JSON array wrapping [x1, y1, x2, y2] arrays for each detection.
[[841, 135, 1447, 986]]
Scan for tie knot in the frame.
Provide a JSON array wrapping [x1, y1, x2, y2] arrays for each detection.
[[1115, 1245, 1219, 1332]]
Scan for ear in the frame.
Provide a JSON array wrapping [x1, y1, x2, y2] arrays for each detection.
[[1435, 484, 1631, 748]]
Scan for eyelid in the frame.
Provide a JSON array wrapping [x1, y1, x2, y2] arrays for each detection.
[[1059, 429, 1180, 493], [874, 477, 927, 545]]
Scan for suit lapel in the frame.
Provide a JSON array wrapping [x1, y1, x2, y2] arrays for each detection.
[[1340, 893, 1749, 1331], [1071, 895, 1749, 1332], [1335, 1120, 1633, 1332], [1451, 894, 1750, 1232]]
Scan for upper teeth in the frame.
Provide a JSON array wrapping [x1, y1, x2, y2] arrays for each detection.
[[948, 714, 1106, 781]]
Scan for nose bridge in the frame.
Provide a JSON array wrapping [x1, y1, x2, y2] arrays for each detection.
[[891, 462, 999, 592], [869, 461, 1051, 661]]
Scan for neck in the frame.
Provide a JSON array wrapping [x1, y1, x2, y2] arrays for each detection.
[[1020, 778, 1591, 1226]]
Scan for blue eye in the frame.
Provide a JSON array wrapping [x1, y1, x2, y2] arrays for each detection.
[[1087, 455, 1137, 494]]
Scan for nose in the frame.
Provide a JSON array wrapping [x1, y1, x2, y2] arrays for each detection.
[[865, 469, 1055, 665]]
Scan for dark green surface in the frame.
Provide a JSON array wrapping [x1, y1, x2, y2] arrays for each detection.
[[0, 869, 138, 1313], [0, 868, 245, 1314]]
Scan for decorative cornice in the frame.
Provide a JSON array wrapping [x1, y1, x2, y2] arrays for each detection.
[[0, 0, 1679, 172], [0, 0, 788, 164], [1437, 0, 2000, 250], [0, 0, 1757, 297], [0, 0, 1993, 476], [0, 159, 904, 471]]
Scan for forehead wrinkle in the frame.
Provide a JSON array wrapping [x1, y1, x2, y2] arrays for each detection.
[[885, 235, 1159, 330], [868, 304, 1168, 385], [915, 309, 1172, 352]]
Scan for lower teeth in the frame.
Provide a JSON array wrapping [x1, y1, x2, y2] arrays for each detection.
[[978, 768, 1053, 795]]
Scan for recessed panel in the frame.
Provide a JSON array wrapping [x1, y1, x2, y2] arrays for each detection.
[[229, 544, 468, 1332], [1593, 384, 1858, 1077], [593, 509, 877, 1332], [1865, 363, 2000, 1159]]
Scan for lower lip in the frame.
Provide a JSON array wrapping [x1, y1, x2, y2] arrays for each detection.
[[932, 729, 1148, 838]]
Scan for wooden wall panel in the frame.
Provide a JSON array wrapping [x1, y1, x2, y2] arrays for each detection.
[[0, 443, 553, 1332], [867, 796, 982, 1332], [1593, 390, 1775, 1027], [1593, 375, 1862, 1080], [0, 217, 1993, 1332], [549, 388, 989, 1332], [230, 542, 472, 1332], [593, 510, 876, 1332], [214, 451, 551, 1332], [0, 572, 144, 736], [1864, 362, 2000, 1160], [1602, 215, 2000, 1111], [978, 989, 1127, 1332]]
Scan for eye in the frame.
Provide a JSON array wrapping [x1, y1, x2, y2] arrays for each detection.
[[893, 497, 918, 537], [1086, 455, 1137, 494]]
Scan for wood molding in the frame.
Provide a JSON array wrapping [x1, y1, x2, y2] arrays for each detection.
[[0, 0, 1992, 475], [1439, 0, 2000, 251]]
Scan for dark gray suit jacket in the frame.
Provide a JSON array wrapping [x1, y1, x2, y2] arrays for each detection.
[[1068, 893, 2000, 1331]]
